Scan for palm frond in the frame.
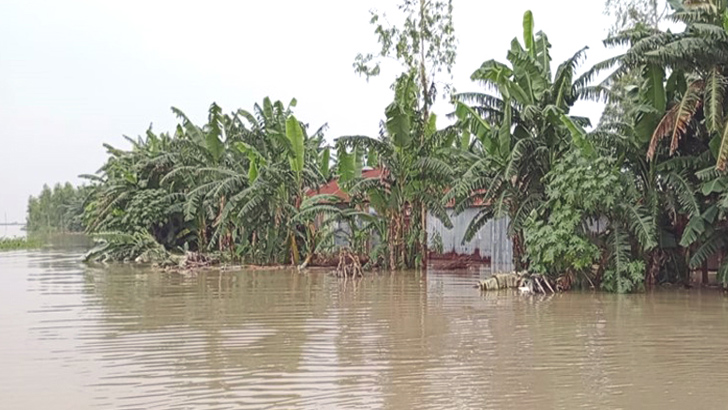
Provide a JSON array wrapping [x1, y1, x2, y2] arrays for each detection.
[[648, 80, 704, 160], [689, 232, 726, 268], [704, 67, 727, 134], [666, 171, 701, 217], [621, 203, 658, 250], [462, 207, 495, 243]]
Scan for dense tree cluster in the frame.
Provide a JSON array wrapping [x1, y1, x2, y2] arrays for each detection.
[[26, 183, 88, 233]]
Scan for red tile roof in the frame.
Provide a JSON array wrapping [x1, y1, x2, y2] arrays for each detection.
[[307, 168, 384, 203], [308, 167, 487, 208]]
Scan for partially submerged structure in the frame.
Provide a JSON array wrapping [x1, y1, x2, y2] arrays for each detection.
[[427, 212, 513, 272], [308, 168, 514, 271]]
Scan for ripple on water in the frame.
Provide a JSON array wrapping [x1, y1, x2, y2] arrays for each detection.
[[2, 251, 728, 409]]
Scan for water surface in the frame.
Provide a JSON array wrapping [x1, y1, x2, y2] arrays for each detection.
[[2, 246, 728, 409]]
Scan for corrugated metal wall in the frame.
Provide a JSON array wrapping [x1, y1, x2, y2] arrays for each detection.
[[428, 209, 514, 272]]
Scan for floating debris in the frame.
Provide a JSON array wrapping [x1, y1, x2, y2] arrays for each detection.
[[477, 272, 557, 294], [159, 252, 220, 272], [180, 252, 219, 269]]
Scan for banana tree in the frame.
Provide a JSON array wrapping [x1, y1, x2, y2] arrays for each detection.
[[85, 97, 337, 266], [219, 99, 333, 266], [596, 0, 728, 170], [448, 10, 592, 270], [338, 73, 454, 270], [81, 126, 195, 262], [588, 0, 728, 284]]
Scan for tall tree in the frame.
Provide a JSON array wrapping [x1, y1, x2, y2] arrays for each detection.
[[353, 0, 457, 268], [585, 0, 728, 286], [599, 0, 670, 126], [338, 74, 455, 270], [597, 0, 728, 170], [604, 0, 668, 33]]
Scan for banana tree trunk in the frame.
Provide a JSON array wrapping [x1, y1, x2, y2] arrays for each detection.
[[289, 231, 300, 266], [645, 249, 662, 287], [512, 231, 526, 272], [418, 0, 431, 121], [399, 212, 407, 269], [299, 223, 316, 270], [389, 214, 398, 270], [218, 196, 226, 252], [199, 213, 207, 251], [420, 204, 428, 270], [389, 224, 396, 270]]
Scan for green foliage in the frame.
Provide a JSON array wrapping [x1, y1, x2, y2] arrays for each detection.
[[354, 0, 457, 89], [0, 237, 42, 251], [601, 0, 728, 170], [430, 231, 444, 254], [603, 260, 646, 293], [449, 11, 592, 270], [604, 0, 667, 34], [337, 73, 456, 269], [26, 183, 89, 233], [525, 152, 620, 278], [525, 207, 601, 277], [285, 116, 305, 176], [22, 1, 728, 293], [80, 99, 335, 266], [524, 151, 653, 292], [85, 231, 170, 264], [590, 0, 728, 289], [547, 153, 622, 210], [349, 0, 458, 269], [120, 189, 171, 232]]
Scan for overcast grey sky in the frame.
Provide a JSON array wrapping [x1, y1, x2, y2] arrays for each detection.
[[0, 0, 615, 222]]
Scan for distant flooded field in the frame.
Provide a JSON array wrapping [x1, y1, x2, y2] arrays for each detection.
[[0, 224, 25, 238], [2, 245, 728, 409]]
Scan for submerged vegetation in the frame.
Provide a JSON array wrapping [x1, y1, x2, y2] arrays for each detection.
[[26, 0, 728, 292]]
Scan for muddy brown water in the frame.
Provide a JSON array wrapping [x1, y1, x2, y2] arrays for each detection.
[[2, 244, 728, 409]]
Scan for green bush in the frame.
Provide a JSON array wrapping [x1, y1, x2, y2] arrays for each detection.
[[525, 151, 648, 293]]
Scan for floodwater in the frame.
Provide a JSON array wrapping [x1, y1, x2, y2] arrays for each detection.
[[3, 245, 728, 409]]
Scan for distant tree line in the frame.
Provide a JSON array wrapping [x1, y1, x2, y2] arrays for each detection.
[[26, 183, 88, 233]]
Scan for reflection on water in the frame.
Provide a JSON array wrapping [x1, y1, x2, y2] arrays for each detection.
[[2, 248, 728, 409]]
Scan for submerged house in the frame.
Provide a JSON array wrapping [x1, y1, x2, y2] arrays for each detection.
[[427, 209, 514, 272], [308, 168, 514, 270], [307, 167, 383, 247]]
